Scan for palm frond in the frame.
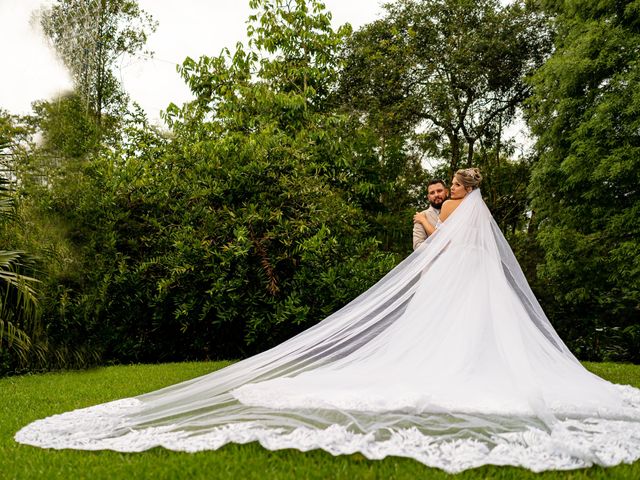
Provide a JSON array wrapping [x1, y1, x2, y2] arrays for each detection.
[[0, 319, 33, 364], [0, 250, 42, 369], [0, 177, 16, 221], [0, 138, 10, 157]]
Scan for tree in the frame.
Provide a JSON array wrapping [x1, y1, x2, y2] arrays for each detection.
[[19, 0, 397, 363], [172, 0, 426, 257], [39, 0, 157, 126], [526, 0, 640, 361], [340, 0, 551, 174], [247, 0, 351, 109]]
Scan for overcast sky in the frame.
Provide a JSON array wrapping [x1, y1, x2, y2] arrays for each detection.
[[0, 0, 386, 125]]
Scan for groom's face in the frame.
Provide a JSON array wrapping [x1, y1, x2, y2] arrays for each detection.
[[427, 183, 448, 209]]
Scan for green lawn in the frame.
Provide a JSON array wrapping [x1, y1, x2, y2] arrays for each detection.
[[2, 361, 639, 479]]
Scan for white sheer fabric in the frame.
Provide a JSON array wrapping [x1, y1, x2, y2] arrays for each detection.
[[15, 190, 640, 473]]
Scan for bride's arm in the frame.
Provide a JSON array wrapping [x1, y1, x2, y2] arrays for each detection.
[[413, 213, 436, 235], [413, 200, 460, 236]]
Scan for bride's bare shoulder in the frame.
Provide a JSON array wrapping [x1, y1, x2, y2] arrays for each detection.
[[440, 199, 462, 222]]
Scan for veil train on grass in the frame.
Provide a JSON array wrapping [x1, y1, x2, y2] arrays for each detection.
[[15, 190, 640, 473]]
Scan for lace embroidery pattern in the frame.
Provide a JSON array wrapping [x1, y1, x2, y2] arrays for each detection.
[[15, 385, 640, 474]]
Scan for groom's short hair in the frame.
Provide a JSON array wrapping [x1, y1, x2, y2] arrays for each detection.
[[428, 179, 447, 188]]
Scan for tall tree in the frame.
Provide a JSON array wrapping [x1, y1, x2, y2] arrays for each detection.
[[247, 0, 351, 109], [526, 0, 640, 361], [21, 0, 397, 363], [248, 0, 430, 253], [340, 0, 551, 174], [39, 0, 157, 126]]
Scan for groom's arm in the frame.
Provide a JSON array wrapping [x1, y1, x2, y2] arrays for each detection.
[[413, 217, 427, 250]]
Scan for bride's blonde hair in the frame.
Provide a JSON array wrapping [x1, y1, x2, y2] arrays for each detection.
[[455, 168, 482, 190]]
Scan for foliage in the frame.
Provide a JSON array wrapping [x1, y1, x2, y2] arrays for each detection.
[[247, 0, 351, 107], [0, 109, 33, 180], [0, 102, 116, 374], [339, 0, 552, 174], [40, 124, 395, 362], [526, 0, 640, 362], [15, 0, 397, 364], [31, 94, 102, 160], [475, 145, 533, 236], [333, 0, 549, 254], [7, 0, 638, 368], [0, 115, 43, 372]]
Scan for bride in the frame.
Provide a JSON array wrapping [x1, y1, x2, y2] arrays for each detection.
[[15, 169, 640, 473]]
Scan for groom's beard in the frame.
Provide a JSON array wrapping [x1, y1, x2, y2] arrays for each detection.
[[431, 198, 446, 210]]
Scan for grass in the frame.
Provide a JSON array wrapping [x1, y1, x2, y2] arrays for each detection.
[[2, 361, 639, 479]]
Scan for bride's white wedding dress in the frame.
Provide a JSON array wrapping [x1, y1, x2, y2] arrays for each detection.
[[15, 190, 640, 473]]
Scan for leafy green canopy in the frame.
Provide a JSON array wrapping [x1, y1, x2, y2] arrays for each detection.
[[526, 0, 640, 361], [30, 0, 396, 363], [339, 0, 551, 174]]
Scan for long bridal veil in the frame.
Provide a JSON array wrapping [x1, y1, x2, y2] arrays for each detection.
[[15, 190, 640, 473]]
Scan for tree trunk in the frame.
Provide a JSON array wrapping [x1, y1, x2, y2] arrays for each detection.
[[466, 138, 475, 167], [95, 0, 107, 128], [450, 134, 461, 175]]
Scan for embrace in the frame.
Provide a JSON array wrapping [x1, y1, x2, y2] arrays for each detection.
[[411, 171, 481, 250]]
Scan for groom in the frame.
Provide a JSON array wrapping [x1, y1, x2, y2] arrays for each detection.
[[412, 179, 449, 250]]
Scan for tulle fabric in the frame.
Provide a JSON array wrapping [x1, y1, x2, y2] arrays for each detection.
[[15, 190, 640, 473]]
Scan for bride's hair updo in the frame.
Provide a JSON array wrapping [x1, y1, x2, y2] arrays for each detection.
[[455, 167, 482, 190]]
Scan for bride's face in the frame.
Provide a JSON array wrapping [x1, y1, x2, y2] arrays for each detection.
[[449, 175, 471, 199]]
